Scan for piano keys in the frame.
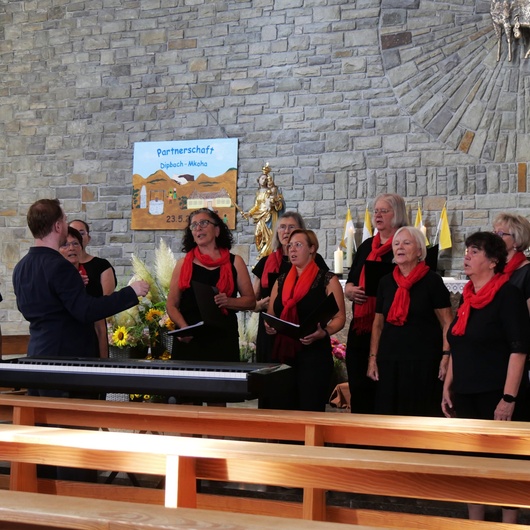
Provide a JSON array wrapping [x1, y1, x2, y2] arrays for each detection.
[[0, 357, 295, 409]]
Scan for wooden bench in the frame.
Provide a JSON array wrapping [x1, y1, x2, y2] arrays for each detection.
[[0, 336, 28, 394], [2, 394, 530, 455], [0, 490, 387, 530], [1, 410, 530, 529], [1, 334, 29, 358]]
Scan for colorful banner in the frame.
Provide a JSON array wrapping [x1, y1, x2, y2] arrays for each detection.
[[132, 138, 238, 230]]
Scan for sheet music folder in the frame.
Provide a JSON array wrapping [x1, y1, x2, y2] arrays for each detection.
[[262, 293, 339, 339], [364, 261, 395, 297], [168, 281, 224, 338], [425, 244, 438, 272], [268, 273, 279, 289]]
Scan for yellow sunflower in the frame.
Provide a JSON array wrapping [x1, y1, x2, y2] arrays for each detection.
[[145, 308, 164, 323], [112, 326, 129, 347]]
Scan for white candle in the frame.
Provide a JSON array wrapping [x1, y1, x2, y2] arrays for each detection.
[[346, 228, 354, 268], [334, 247, 343, 274]]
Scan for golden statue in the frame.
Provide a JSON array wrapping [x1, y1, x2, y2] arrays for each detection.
[[245, 163, 285, 259]]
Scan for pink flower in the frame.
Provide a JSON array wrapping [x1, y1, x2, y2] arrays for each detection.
[[331, 337, 346, 361]]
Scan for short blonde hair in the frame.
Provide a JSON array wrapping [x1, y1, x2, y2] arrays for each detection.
[[493, 213, 530, 251], [288, 229, 319, 257], [393, 226, 427, 261]]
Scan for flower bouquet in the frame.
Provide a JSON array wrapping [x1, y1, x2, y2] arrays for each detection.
[[107, 308, 145, 359], [331, 337, 348, 382], [237, 311, 258, 362], [108, 240, 177, 360]]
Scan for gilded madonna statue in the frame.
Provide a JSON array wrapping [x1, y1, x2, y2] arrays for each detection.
[[245, 163, 285, 259]]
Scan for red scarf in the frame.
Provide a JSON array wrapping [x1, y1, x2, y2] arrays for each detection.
[[261, 249, 283, 289], [386, 261, 430, 326], [178, 247, 234, 314], [78, 263, 87, 277], [451, 273, 509, 336], [272, 260, 319, 363], [504, 251, 528, 277], [353, 233, 394, 333]]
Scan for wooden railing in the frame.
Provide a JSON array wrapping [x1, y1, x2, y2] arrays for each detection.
[[0, 489, 384, 530], [1, 334, 29, 358], [1, 395, 530, 528], [0, 422, 529, 530]]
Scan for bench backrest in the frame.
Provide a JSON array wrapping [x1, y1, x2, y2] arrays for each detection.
[[2, 398, 530, 529], [2, 394, 530, 456], [2, 422, 530, 510], [0, 489, 380, 530], [1, 335, 29, 358]]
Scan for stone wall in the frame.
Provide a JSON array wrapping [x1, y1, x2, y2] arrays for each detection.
[[1, 0, 529, 332]]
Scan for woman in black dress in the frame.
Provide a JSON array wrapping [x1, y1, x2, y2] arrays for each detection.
[[252, 211, 328, 362], [367, 227, 453, 416], [69, 219, 117, 358], [442, 231, 530, 523], [167, 208, 255, 363], [344, 193, 407, 413], [265, 229, 345, 411]]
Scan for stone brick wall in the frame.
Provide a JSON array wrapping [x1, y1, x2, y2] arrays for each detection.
[[1, 0, 528, 332]]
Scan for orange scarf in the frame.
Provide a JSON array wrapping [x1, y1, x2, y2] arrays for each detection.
[[178, 247, 234, 314], [451, 273, 509, 336], [386, 261, 430, 326], [272, 260, 319, 363], [261, 249, 283, 289], [504, 251, 528, 277], [353, 233, 394, 333]]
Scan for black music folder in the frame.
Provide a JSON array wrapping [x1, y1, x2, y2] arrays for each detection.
[[169, 281, 225, 338], [268, 273, 280, 289], [364, 260, 395, 297], [426, 244, 438, 272], [262, 293, 339, 339]]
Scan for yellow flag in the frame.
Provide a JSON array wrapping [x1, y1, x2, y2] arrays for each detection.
[[340, 207, 354, 249], [362, 206, 373, 242], [438, 205, 452, 250], [414, 203, 430, 246]]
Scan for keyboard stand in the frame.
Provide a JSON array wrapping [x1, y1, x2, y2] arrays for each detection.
[[104, 471, 140, 487]]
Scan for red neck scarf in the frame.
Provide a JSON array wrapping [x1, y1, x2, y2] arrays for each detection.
[[504, 251, 528, 277], [353, 233, 394, 333], [451, 272, 509, 336], [178, 247, 234, 302], [261, 249, 284, 289], [272, 260, 319, 363], [386, 261, 430, 326], [78, 263, 87, 277]]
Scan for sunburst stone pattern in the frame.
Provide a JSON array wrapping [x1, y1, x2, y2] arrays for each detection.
[[380, 0, 530, 164]]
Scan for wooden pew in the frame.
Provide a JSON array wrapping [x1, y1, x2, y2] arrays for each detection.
[[1, 422, 530, 529], [0, 336, 28, 395], [2, 395, 530, 528], [0, 490, 388, 530], [1, 394, 530, 456], [1, 334, 29, 358]]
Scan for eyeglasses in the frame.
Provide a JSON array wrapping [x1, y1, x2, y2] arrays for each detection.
[[287, 241, 306, 250], [373, 208, 392, 215], [190, 219, 217, 231], [60, 241, 81, 249], [493, 230, 514, 238], [278, 224, 297, 231]]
